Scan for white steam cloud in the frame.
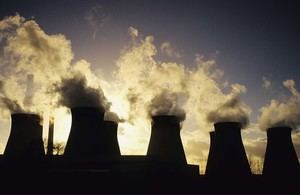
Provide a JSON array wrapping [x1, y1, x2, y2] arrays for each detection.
[[0, 15, 253, 163], [206, 84, 250, 128], [0, 14, 113, 116], [0, 14, 73, 114], [258, 79, 300, 130]]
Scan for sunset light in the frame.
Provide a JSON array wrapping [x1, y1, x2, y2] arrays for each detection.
[[0, 1, 300, 189]]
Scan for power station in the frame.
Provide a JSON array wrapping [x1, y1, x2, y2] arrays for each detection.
[[0, 110, 299, 178]]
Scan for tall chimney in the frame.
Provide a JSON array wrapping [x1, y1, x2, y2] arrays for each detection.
[[64, 107, 105, 160], [4, 113, 45, 159], [46, 116, 54, 156], [263, 127, 300, 176], [205, 131, 216, 175], [211, 122, 251, 176], [147, 115, 187, 165]]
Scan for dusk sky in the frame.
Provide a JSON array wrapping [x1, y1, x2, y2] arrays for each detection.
[[0, 0, 299, 171]]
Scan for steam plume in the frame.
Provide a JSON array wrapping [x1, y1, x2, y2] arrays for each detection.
[[104, 111, 124, 123], [148, 90, 186, 121], [0, 14, 73, 114], [53, 73, 110, 112], [258, 79, 300, 130], [206, 84, 250, 128]]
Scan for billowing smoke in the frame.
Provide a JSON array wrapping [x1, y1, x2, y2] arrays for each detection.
[[104, 111, 124, 123], [0, 14, 73, 114], [0, 14, 109, 116], [148, 90, 186, 121], [53, 73, 110, 112], [0, 96, 24, 113], [258, 79, 300, 130], [0, 80, 24, 113], [0, 14, 253, 162], [113, 26, 252, 157], [206, 84, 250, 128]]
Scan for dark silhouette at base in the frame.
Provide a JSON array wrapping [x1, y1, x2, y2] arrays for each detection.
[[208, 122, 251, 176], [205, 131, 215, 175], [4, 113, 44, 160], [263, 126, 300, 176], [101, 120, 121, 162], [64, 107, 105, 160], [147, 115, 187, 165]]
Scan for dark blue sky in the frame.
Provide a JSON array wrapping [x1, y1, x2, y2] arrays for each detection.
[[1, 0, 300, 120]]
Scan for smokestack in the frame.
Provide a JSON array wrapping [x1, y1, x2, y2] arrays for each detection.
[[4, 113, 45, 159], [210, 122, 251, 176], [46, 116, 54, 156], [263, 127, 300, 176], [205, 131, 216, 175], [147, 115, 187, 165], [64, 107, 104, 160]]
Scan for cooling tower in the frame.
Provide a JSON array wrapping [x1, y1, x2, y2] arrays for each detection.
[[211, 122, 251, 176], [147, 115, 187, 165], [4, 113, 45, 159], [263, 127, 300, 176], [101, 121, 121, 161], [64, 107, 121, 162], [205, 131, 216, 175], [64, 107, 105, 160]]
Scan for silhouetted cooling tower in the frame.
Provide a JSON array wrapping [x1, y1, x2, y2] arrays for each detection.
[[211, 122, 251, 176], [64, 107, 104, 160], [101, 121, 121, 161], [263, 127, 300, 176], [64, 107, 121, 162], [205, 131, 216, 175], [147, 115, 187, 165], [4, 113, 45, 159]]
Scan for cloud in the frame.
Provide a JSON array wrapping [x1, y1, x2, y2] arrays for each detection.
[[128, 26, 138, 38], [0, 13, 25, 41], [85, 4, 108, 40], [160, 42, 182, 58], [258, 79, 300, 130], [262, 76, 271, 90]]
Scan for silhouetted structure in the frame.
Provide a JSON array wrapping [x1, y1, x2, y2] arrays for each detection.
[[64, 107, 105, 160], [209, 122, 251, 176], [263, 126, 300, 176], [101, 121, 121, 161], [205, 131, 215, 175], [147, 115, 187, 165], [47, 117, 54, 156], [4, 113, 45, 159]]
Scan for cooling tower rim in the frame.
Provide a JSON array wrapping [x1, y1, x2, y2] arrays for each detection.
[[103, 120, 118, 125], [151, 115, 181, 123], [70, 106, 105, 110], [11, 113, 41, 119], [267, 126, 292, 132], [214, 121, 242, 129], [70, 106, 105, 115]]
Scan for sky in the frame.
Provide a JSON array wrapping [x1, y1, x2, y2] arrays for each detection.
[[0, 0, 300, 171]]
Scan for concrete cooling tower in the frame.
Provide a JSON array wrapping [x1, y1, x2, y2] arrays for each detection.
[[4, 113, 45, 159]]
